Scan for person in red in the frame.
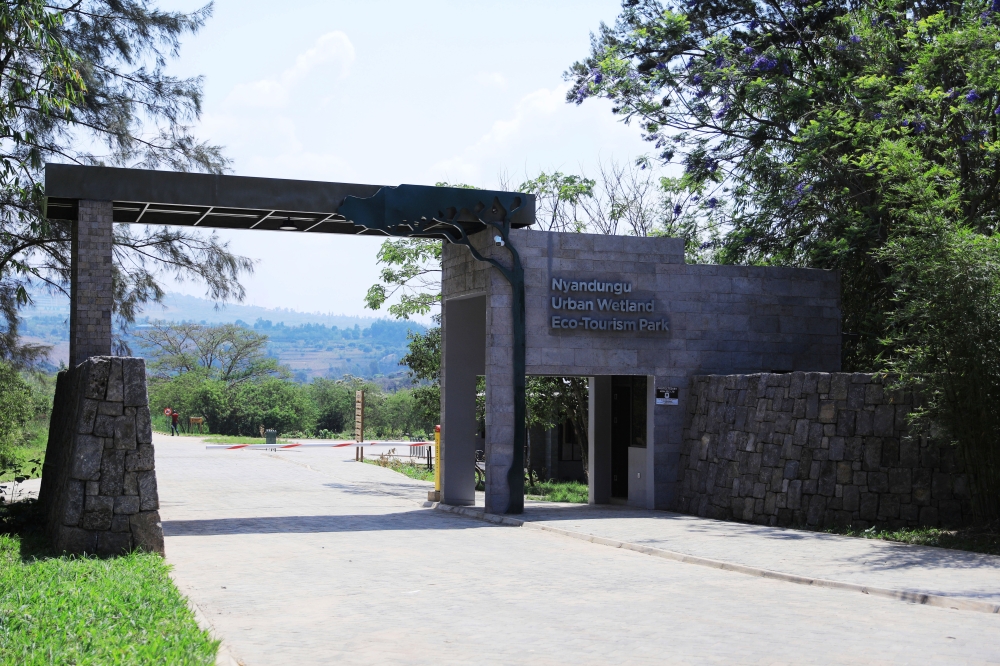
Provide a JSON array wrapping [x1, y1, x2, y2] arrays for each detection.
[[169, 408, 180, 436]]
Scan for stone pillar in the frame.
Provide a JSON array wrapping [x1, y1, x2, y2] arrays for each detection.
[[440, 296, 485, 506], [70, 200, 114, 367], [589, 376, 612, 504], [39, 357, 163, 556], [484, 266, 514, 514]]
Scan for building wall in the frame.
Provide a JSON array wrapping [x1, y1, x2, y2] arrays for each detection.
[[678, 373, 973, 528], [442, 229, 842, 510]]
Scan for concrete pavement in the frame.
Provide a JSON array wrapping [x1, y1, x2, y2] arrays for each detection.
[[156, 434, 1000, 665]]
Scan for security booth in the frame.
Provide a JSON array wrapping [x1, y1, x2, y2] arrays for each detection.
[[441, 230, 841, 512]]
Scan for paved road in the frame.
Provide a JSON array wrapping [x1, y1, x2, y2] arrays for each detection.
[[156, 434, 1000, 665]]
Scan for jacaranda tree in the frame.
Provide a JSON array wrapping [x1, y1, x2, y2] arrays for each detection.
[[568, 0, 1000, 518]]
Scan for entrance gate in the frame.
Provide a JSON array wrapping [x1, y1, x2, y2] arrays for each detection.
[[41, 163, 844, 546]]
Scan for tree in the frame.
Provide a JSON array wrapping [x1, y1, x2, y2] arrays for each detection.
[[135, 321, 281, 384], [567, 0, 1000, 366], [399, 323, 440, 429], [0, 360, 34, 469], [567, 0, 1000, 517], [0, 1, 253, 363]]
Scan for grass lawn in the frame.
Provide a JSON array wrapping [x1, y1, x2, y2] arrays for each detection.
[[0, 505, 218, 665], [200, 434, 291, 445], [827, 522, 1000, 556], [525, 480, 588, 503], [364, 456, 435, 482]]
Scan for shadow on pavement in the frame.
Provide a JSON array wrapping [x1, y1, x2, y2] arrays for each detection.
[[516, 504, 1000, 572], [163, 510, 492, 536]]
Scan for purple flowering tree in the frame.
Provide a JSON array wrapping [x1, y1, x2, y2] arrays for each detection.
[[568, 0, 1000, 519]]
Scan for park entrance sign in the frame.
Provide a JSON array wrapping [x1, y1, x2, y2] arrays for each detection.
[[40, 164, 841, 554]]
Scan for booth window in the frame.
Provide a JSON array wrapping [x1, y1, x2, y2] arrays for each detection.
[[559, 422, 583, 461]]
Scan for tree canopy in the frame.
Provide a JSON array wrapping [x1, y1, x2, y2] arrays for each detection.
[[569, 0, 1000, 518], [0, 1, 252, 362]]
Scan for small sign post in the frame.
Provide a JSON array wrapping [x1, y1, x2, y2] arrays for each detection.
[[355, 390, 365, 461]]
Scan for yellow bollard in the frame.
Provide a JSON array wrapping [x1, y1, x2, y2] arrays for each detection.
[[429, 425, 441, 502]]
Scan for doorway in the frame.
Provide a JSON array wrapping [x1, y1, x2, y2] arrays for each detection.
[[611, 376, 647, 500]]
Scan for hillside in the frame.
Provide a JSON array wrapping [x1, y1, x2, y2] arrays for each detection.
[[19, 292, 426, 384]]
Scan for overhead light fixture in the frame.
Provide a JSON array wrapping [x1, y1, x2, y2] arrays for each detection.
[[279, 216, 297, 231]]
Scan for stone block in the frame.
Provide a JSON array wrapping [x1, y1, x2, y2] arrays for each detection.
[[862, 438, 882, 471], [93, 414, 116, 437], [847, 385, 865, 410], [818, 401, 836, 424], [859, 492, 878, 521], [98, 401, 123, 416], [135, 406, 152, 445], [86, 481, 99, 495], [123, 358, 147, 407], [829, 437, 845, 461], [106, 358, 124, 402], [99, 449, 126, 496], [918, 506, 939, 527], [81, 510, 112, 531], [899, 503, 919, 524], [137, 470, 159, 511], [70, 434, 104, 480], [888, 468, 911, 494], [53, 526, 97, 554], [932, 473, 953, 500], [868, 472, 889, 494], [842, 485, 860, 512], [873, 405, 895, 437], [855, 411, 873, 436], [63, 479, 85, 526], [877, 494, 900, 520], [836, 462, 853, 484], [97, 531, 132, 557], [85, 359, 110, 399], [830, 374, 849, 400], [111, 514, 131, 532], [114, 495, 141, 515], [864, 383, 883, 405], [123, 471, 138, 496], [125, 444, 155, 472], [78, 399, 99, 434], [114, 415, 136, 450], [85, 494, 113, 513]]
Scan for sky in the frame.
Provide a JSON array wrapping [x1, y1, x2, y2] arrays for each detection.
[[154, 0, 650, 321]]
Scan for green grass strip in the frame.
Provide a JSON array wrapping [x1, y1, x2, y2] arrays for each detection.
[[0, 534, 218, 665]]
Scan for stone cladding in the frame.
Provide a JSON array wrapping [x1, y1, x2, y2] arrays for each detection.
[[70, 200, 113, 366], [38, 357, 164, 556], [678, 373, 972, 529]]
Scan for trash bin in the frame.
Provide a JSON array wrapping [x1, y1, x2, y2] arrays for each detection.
[[265, 429, 277, 445]]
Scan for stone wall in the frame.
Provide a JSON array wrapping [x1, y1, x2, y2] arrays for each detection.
[[677, 373, 972, 529], [39, 357, 164, 556]]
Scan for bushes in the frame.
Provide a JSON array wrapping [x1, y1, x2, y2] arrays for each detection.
[[149, 373, 434, 439], [0, 361, 41, 471]]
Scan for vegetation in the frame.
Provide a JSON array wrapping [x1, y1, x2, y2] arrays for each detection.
[[525, 480, 589, 504], [828, 522, 1000, 556], [0, 508, 218, 665], [365, 454, 435, 483], [142, 322, 437, 439], [0, 363, 53, 482], [0, 1, 254, 362], [569, 0, 1000, 519]]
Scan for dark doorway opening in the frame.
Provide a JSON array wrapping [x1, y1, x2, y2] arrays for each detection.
[[611, 375, 647, 498]]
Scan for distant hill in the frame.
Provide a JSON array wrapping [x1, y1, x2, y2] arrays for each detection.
[[19, 292, 427, 384], [23, 291, 392, 329]]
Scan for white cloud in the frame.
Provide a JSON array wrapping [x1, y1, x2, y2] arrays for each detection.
[[225, 31, 355, 108]]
